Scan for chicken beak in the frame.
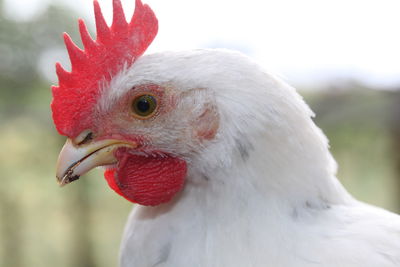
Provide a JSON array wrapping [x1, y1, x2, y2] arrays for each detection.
[[56, 138, 136, 186]]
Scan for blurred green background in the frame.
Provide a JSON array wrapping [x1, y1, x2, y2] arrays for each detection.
[[0, 1, 399, 267]]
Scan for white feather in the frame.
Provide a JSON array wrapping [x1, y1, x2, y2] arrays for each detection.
[[100, 49, 400, 267]]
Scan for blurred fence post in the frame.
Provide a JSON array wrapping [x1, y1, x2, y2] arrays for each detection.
[[0, 194, 23, 267], [68, 179, 96, 267]]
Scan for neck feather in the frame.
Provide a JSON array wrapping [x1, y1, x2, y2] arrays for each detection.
[[186, 113, 353, 215]]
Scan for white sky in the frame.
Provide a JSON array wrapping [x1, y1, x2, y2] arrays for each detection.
[[5, 0, 400, 89]]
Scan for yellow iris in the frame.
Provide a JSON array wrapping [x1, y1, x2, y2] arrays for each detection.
[[131, 94, 158, 118]]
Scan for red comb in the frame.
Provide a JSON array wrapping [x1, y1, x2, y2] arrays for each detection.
[[51, 0, 158, 137]]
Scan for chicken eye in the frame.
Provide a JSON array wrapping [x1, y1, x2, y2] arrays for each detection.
[[131, 94, 157, 118]]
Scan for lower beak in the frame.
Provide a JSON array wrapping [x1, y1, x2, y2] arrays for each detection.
[[56, 138, 136, 186]]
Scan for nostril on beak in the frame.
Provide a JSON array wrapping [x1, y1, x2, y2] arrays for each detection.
[[75, 130, 94, 146]]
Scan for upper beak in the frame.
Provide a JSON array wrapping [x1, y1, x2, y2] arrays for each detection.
[[56, 138, 136, 186]]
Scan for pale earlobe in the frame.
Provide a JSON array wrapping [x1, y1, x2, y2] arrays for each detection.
[[194, 104, 219, 141]]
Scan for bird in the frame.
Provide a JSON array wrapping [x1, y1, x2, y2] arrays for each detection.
[[52, 0, 400, 266]]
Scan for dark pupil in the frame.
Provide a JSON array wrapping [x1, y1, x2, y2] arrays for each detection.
[[137, 97, 150, 113]]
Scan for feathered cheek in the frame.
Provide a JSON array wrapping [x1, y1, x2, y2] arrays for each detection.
[[104, 148, 187, 206]]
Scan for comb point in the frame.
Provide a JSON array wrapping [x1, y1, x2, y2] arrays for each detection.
[[63, 33, 86, 70], [55, 62, 70, 84], [94, 0, 111, 42], [130, 0, 155, 29], [78, 19, 96, 51], [112, 0, 128, 29]]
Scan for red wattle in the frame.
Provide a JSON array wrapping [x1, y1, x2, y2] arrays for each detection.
[[104, 150, 187, 206], [104, 169, 126, 198]]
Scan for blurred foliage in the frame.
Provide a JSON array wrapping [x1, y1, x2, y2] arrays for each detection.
[[0, 1, 79, 116], [0, 0, 399, 267], [304, 87, 400, 212]]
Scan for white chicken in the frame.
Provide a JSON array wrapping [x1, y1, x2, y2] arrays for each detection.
[[53, 0, 400, 266]]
